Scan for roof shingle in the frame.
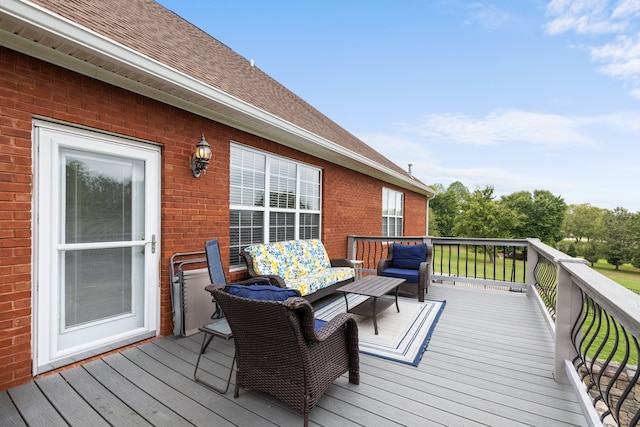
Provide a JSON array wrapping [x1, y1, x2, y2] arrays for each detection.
[[29, 0, 412, 178]]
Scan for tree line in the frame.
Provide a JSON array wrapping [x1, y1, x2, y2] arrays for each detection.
[[428, 181, 640, 270]]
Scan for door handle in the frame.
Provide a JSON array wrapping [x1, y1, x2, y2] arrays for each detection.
[[151, 234, 156, 254]]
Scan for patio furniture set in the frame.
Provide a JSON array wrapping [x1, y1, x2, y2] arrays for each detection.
[[188, 238, 431, 426]]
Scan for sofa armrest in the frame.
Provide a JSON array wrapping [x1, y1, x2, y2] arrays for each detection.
[[283, 297, 360, 384], [377, 258, 392, 275], [234, 276, 275, 286], [330, 258, 353, 268], [425, 243, 434, 264], [284, 297, 357, 343], [240, 250, 259, 277], [255, 274, 286, 287], [418, 260, 432, 296]]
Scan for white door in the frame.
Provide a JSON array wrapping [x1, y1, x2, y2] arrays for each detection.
[[34, 122, 160, 374]]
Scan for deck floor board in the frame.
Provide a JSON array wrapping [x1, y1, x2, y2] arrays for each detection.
[[1, 284, 587, 426]]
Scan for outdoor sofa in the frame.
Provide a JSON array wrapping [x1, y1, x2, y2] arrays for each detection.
[[241, 239, 355, 302]]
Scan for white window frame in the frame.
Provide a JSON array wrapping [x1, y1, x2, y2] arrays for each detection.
[[229, 143, 322, 269], [382, 187, 404, 237]]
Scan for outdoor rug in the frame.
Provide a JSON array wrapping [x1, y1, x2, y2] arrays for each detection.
[[314, 294, 446, 366]]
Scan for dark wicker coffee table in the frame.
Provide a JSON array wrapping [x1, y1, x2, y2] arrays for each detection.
[[336, 276, 405, 335]]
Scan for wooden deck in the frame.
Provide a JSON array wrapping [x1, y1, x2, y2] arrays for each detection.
[[1, 283, 586, 426]]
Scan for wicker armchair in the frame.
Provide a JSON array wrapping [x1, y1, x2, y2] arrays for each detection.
[[377, 242, 433, 302], [205, 285, 359, 427]]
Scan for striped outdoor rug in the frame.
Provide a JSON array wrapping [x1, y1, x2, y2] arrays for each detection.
[[314, 294, 446, 366]]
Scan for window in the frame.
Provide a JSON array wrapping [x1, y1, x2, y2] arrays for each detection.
[[382, 187, 403, 237], [230, 144, 322, 267]]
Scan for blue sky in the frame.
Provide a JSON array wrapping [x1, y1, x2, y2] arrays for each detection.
[[157, 0, 640, 212]]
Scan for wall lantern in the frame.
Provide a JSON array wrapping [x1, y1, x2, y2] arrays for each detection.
[[191, 133, 212, 178]]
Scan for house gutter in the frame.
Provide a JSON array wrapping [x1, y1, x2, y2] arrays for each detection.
[[0, 0, 435, 197]]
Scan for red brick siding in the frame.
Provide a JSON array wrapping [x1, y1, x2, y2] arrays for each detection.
[[0, 46, 427, 390], [404, 189, 428, 235]]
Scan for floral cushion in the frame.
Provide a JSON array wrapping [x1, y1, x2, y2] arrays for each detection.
[[300, 239, 332, 270], [244, 239, 354, 296], [285, 267, 355, 297], [281, 239, 331, 279], [244, 242, 287, 277]]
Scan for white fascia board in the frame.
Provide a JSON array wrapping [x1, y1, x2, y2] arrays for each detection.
[[1, 0, 435, 197]]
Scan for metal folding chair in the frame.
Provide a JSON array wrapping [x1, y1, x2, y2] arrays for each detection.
[[193, 239, 271, 393]]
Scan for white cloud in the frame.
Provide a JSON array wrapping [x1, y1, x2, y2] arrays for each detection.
[[544, 0, 629, 35], [612, 0, 640, 19], [590, 34, 640, 82], [399, 109, 593, 147], [359, 133, 578, 201], [358, 133, 439, 171], [545, 0, 640, 96], [360, 109, 640, 210], [591, 111, 640, 131]]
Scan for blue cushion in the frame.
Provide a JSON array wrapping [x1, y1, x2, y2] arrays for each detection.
[[225, 284, 301, 301], [314, 319, 327, 330], [381, 267, 419, 283], [391, 243, 426, 270]]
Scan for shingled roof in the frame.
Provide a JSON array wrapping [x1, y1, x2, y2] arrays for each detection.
[[1, 0, 434, 196]]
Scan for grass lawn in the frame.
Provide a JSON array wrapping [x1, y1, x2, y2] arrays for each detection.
[[587, 261, 640, 364], [432, 246, 527, 283], [590, 259, 640, 293], [434, 245, 640, 293]]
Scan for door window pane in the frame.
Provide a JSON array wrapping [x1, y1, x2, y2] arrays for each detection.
[[63, 247, 143, 328], [63, 150, 144, 243]]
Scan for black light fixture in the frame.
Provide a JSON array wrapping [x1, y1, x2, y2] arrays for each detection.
[[191, 133, 212, 178]]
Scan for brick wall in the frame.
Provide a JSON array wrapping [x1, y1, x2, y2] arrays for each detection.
[[0, 46, 428, 390]]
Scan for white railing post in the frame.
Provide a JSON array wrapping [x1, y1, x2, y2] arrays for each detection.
[[525, 242, 538, 298], [554, 262, 581, 384], [347, 235, 356, 261]]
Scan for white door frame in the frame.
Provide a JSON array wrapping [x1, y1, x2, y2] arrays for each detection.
[[33, 120, 161, 375]]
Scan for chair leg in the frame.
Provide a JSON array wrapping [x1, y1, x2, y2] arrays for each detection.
[[303, 397, 310, 427], [234, 376, 240, 398], [201, 334, 214, 354], [193, 332, 235, 394]]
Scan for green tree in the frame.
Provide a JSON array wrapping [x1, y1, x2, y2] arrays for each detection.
[[563, 203, 605, 243], [429, 181, 469, 237], [427, 206, 439, 236], [453, 186, 519, 239], [500, 189, 566, 244], [583, 240, 603, 266], [602, 207, 635, 270], [630, 211, 640, 268]]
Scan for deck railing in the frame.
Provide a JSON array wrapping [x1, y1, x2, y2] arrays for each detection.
[[347, 235, 640, 427], [347, 236, 529, 289]]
